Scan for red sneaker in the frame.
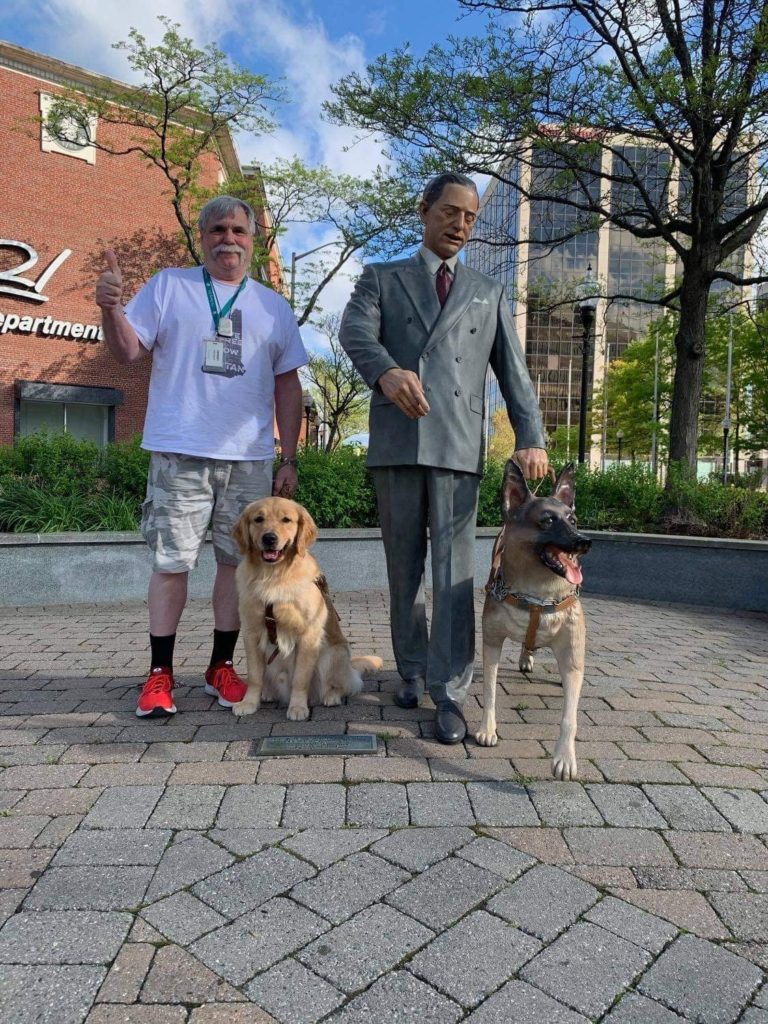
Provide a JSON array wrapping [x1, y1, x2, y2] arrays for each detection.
[[136, 667, 176, 717], [205, 660, 247, 707]]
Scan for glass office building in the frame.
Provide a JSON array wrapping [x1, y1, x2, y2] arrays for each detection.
[[466, 142, 745, 461]]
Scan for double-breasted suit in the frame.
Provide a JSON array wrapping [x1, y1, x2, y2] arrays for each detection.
[[340, 250, 546, 704]]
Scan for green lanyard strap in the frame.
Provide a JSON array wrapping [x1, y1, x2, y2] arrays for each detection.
[[203, 268, 247, 331]]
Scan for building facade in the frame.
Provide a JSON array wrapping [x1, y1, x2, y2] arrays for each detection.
[[0, 41, 282, 448], [466, 142, 748, 470]]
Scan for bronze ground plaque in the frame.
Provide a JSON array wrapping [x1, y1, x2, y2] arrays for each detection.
[[251, 734, 379, 757]]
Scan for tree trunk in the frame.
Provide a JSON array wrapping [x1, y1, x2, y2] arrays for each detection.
[[668, 269, 710, 475]]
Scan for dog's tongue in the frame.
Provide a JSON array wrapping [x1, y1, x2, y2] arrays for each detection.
[[558, 551, 583, 586], [262, 550, 281, 563]]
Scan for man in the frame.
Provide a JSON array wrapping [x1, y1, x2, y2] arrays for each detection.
[[96, 196, 306, 718], [340, 172, 548, 744]]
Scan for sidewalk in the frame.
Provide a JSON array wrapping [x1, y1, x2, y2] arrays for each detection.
[[1, 591, 767, 1023]]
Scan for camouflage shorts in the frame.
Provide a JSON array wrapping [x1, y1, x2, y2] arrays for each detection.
[[141, 452, 273, 572]]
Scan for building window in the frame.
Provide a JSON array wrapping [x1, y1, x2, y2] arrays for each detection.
[[39, 92, 97, 165], [15, 382, 123, 447]]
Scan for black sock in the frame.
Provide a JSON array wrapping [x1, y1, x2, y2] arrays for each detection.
[[210, 629, 239, 667], [149, 633, 176, 673]]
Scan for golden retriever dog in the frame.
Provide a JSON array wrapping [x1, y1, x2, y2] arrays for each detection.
[[231, 497, 382, 721], [478, 460, 591, 780]]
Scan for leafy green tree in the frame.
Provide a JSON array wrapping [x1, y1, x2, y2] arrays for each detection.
[[326, 0, 768, 473], [301, 315, 371, 451], [224, 160, 421, 326], [43, 18, 280, 260]]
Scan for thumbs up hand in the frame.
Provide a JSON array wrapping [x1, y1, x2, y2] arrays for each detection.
[[96, 250, 123, 309]]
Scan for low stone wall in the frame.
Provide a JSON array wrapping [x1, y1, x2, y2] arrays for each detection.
[[1, 528, 767, 611]]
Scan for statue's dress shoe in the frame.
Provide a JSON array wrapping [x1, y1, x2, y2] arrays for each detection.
[[394, 676, 424, 709], [434, 699, 467, 744]]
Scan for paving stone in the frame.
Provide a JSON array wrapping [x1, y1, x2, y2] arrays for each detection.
[[586, 783, 669, 827], [83, 786, 164, 828], [0, 764, 87, 790], [282, 784, 346, 828], [324, 968, 462, 1024], [408, 909, 540, 1008], [142, 891, 227, 944], [346, 783, 409, 826], [592, 760, 689, 784], [603, 992, 689, 1022], [146, 784, 224, 829], [54, 829, 171, 866], [61, 743, 148, 764], [14, 788, 100, 816], [387, 856, 503, 930], [738, 1009, 768, 1023], [611, 887, 732, 939], [456, 836, 536, 880], [521, 921, 651, 1018], [709, 893, 768, 942], [142, 741, 227, 763], [169, 761, 258, 784], [96, 943, 155, 1003], [24, 865, 153, 910], [488, 825, 574, 864], [0, 814, 50, 847], [585, 895, 678, 952], [488, 864, 599, 941], [86, 1005, 188, 1023], [406, 782, 475, 825], [0, 910, 131, 963], [564, 827, 676, 866], [192, 896, 329, 985], [526, 781, 603, 826], [466, 780, 540, 826], [208, 828, 292, 857], [463, 979, 590, 1023], [299, 903, 434, 992], [343, 755, 431, 783], [634, 866, 747, 892], [245, 958, 345, 1024], [292, 851, 408, 924], [34, 814, 84, 849], [570, 865, 638, 889], [741, 871, 768, 893], [193, 846, 315, 918], [0, 964, 106, 1024], [638, 934, 764, 1024], [145, 834, 235, 901], [428, 756, 520, 781], [666, 832, 768, 869], [282, 828, 387, 868], [641, 784, 733, 831], [188, 1008, 277, 1024], [77, 763, 173, 787], [370, 826, 474, 871], [680, 764, 768, 789], [215, 785, 285, 828], [258, 756, 347, 784], [140, 943, 245, 1004], [701, 788, 768, 833], [0, 847, 54, 888]]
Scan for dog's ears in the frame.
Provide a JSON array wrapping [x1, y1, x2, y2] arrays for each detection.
[[295, 506, 318, 557], [501, 459, 532, 521], [552, 463, 576, 508], [232, 510, 252, 555]]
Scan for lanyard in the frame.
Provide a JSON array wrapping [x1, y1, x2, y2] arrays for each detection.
[[203, 268, 247, 331]]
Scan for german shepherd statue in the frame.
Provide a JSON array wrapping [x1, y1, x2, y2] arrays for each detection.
[[477, 460, 591, 780]]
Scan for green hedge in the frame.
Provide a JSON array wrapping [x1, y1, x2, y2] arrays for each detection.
[[0, 433, 766, 538]]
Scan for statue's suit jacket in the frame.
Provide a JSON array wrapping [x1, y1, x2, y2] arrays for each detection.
[[340, 253, 546, 474]]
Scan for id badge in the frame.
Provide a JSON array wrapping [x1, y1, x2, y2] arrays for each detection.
[[202, 335, 225, 373]]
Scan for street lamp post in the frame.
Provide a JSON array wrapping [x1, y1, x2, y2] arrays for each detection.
[[576, 264, 599, 465], [616, 429, 624, 464], [302, 390, 316, 448]]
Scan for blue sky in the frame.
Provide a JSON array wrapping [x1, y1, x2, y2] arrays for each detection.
[[3, 1, 482, 334]]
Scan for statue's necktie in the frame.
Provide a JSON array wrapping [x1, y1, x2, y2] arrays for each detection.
[[436, 262, 452, 306]]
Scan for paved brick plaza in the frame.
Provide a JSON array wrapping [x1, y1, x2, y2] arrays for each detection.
[[1, 590, 767, 1023]]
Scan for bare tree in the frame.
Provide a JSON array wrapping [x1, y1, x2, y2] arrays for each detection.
[[302, 315, 370, 450]]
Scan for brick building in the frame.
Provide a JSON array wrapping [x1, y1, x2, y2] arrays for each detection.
[[0, 40, 282, 447]]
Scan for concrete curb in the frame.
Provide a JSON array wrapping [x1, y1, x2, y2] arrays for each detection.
[[1, 528, 767, 611]]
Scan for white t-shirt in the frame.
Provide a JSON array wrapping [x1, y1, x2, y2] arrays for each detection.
[[125, 267, 307, 460]]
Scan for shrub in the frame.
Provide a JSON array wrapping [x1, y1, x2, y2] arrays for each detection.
[[100, 435, 150, 506], [0, 431, 101, 495], [292, 446, 378, 528]]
